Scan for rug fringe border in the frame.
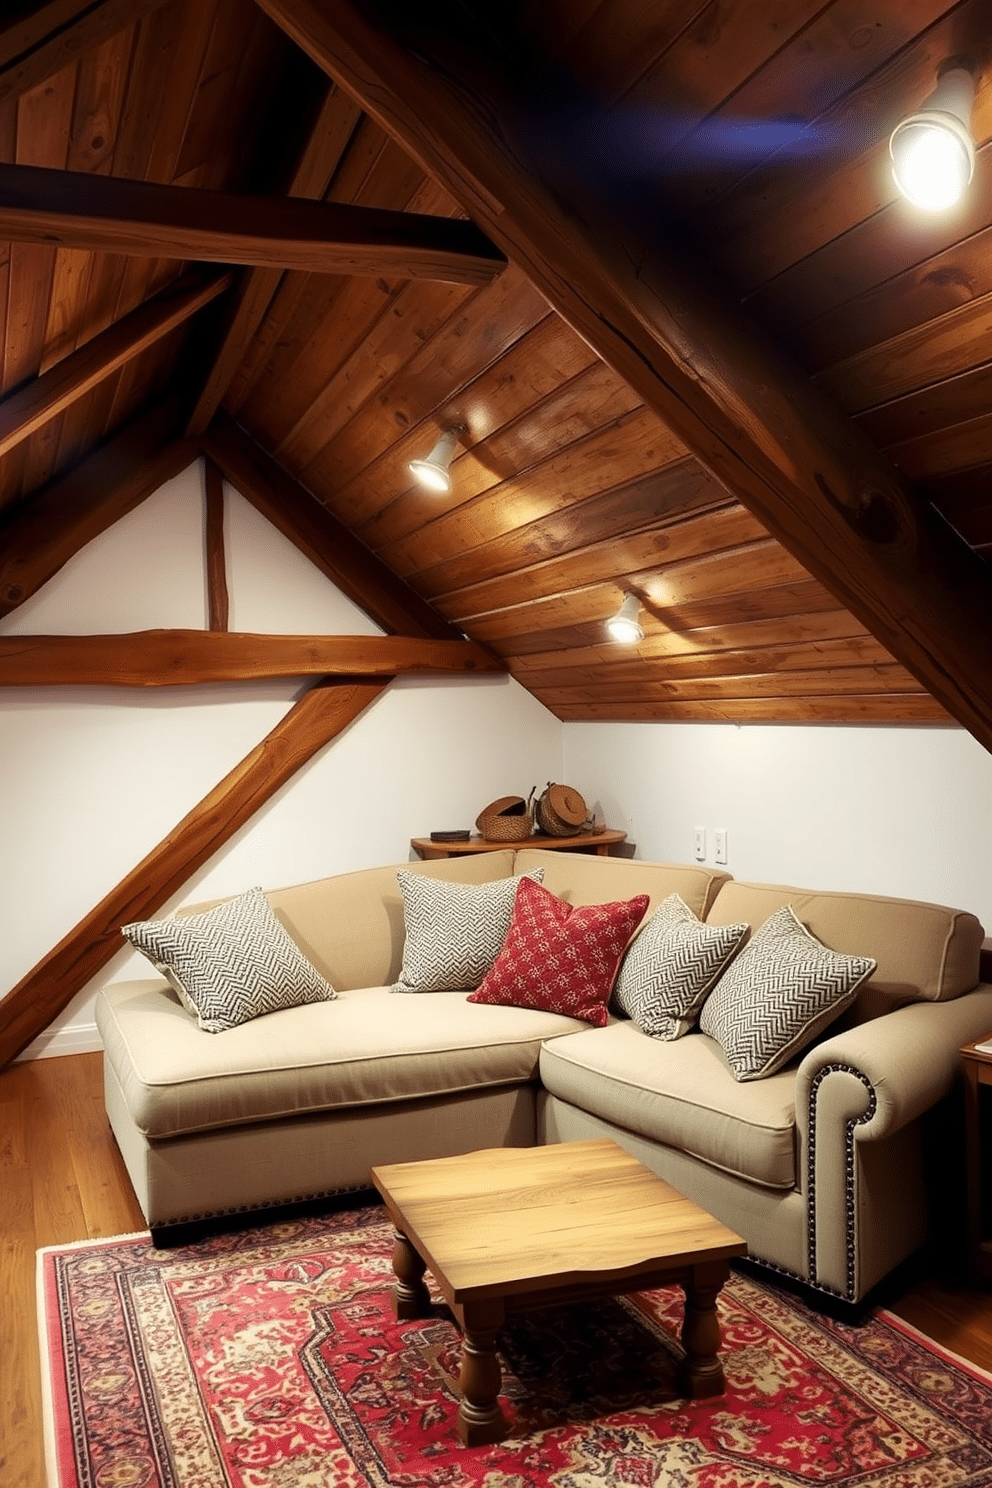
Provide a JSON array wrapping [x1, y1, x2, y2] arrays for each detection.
[[36, 1232, 150, 1488], [36, 1229, 149, 1259], [877, 1307, 992, 1385]]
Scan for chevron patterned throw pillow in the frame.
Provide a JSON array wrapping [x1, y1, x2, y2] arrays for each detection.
[[467, 875, 648, 1025], [612, 893, 748, 1039], [391, 868, 545, 993], [698, 905, 876, 1081], [122, 887, 336, 1034]]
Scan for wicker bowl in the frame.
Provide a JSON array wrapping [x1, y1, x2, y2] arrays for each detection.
[[536, 783, 588, 837], [475, 794, 535, 842]]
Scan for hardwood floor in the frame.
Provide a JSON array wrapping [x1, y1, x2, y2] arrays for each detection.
[[2, 1051, 991, 1488]]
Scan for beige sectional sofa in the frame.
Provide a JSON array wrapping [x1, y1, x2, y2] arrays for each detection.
[[94, 848, 992, 1308]]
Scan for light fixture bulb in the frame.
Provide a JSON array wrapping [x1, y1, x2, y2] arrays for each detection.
[[890, 66, 976, 210], [606, 593, 644, 644], [409, 428, 461, 493]]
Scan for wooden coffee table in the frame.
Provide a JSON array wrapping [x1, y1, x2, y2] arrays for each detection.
[[371, 1138, 747, 1446]]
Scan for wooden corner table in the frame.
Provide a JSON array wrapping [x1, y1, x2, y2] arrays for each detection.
[[961, 1031, 992, 1287], [371, 1139, 746, 1446], [411, 827, 627, 860]]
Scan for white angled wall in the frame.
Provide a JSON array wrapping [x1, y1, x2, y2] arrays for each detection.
[[0, 460, 563, 1058], [5, 456, 991, 1062], [564, 721, 992, 928]]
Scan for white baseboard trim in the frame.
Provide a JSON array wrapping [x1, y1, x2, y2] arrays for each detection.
[[15, 1023, 103, 1061]]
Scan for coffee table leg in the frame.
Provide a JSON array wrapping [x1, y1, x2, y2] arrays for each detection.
[[456, 1323, 508, 1446], [391, 1229, 431, 1320], [677, 1261, 730, 1399]]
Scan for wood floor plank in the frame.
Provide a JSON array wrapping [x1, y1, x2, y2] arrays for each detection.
[[0, 1045, 988, 1488]]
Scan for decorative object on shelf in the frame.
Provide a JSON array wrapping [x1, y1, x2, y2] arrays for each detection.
[[536, 782, 590, 836], [428, 829, 471, 843], [889, 62, 977, 210], [475, 791, 535, 842]]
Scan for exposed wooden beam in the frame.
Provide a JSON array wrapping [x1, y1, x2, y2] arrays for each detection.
[[0, 0, 170, 107], [185, 82, 363, 438], [203, 460, 229, 632], [0, 629, 504, 685], [0, 398, 194, 616], [199, 411, 463, 641], [257, 0, 992, 752], [0, 676, 387, 1070], [0, 269, 230, 464], [0, 162, 505, 284]]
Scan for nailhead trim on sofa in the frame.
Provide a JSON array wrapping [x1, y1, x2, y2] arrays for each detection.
[[806, 1062, 877, 1300]]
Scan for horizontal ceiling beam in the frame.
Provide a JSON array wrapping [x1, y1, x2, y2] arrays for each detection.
[[186, 81, 363, 437], [0, 398, 195, 616], [258, 0, 992, 753], [0, 162, 506, 284], [199, 411, 466, 642], [0, 269, 230, 463], [0, 629, 504, 685]]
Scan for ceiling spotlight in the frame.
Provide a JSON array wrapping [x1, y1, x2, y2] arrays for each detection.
[[889, 64, 977, 210], [606, 593, 644, 645], [409, 427, 463, 494]]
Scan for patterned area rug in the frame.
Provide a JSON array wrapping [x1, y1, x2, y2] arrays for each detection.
[[38, 1205, 992, 1488]]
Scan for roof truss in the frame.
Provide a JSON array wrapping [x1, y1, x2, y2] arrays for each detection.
[[253, 0, 992, 752]]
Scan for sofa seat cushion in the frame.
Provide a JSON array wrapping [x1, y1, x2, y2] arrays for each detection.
[[538, 1022, 798, 1189], [96, 980, 589, 1140]]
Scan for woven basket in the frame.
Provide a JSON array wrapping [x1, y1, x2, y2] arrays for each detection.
[[475, 794, 534, 842], [536, 782, 588, 837]]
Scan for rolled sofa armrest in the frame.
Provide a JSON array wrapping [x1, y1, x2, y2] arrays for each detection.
[[796, 984, 992, 1143], [793, 983, 992, 1299]]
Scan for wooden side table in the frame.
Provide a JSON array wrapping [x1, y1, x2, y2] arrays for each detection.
[[961, 1032, 992, 1287], [411, 827, 627, 860]]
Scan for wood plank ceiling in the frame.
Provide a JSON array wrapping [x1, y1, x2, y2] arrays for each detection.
[[0, 0, 991, 731]]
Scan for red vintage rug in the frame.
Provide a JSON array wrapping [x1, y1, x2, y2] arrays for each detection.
[[38, 1205, 992, 1488]]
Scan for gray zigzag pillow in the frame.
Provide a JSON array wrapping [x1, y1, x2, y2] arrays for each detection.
[[612, 893, 748, 1039], [392, 868, 544, 993], [698, 905, 876, 1081], [123, 886, 336, 1034]]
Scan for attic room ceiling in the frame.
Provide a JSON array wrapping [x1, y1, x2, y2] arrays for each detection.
[[0, 0, 991, 739]]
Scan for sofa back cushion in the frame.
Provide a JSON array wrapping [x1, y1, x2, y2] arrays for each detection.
[[183, 852, 520, 993], [513, 850, 730, 920], [705, 880, 982, 1012]]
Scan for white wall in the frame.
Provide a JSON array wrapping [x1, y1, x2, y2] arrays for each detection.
[[0, 461, 562, 1057], [564, 721, 992, 927], [6, 456, 990, 1062]]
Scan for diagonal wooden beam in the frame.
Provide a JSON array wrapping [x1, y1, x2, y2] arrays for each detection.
[[0, 629, 504, 685], [0, 162, 505, 283], [0, 397, 194, 616], [199, 411, 463, 642], [256, 0, 992, 753], [0, 0, 170, 107], [0, 398, 194, 614], [0, 269, 230, 463], [185, 81, 362, 438], [0, 676, 387, 1069]]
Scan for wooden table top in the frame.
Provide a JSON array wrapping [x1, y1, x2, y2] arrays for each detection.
[[410, 828, 627, 858], [371, 1139, 746, 1303]]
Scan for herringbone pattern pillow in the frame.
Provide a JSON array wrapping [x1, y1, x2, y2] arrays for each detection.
[[699, 905, 875, 1081], [613, 893, 748, 1039], [123, 887, 336, 1034], [391, 868, 544, 993]]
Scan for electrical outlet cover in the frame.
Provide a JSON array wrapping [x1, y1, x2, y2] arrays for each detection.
[[714, 828, 728, 864], [693, 826, 706, 861]]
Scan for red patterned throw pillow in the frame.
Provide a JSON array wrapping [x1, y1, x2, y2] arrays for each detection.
[[467, 876, 649, 1026]]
